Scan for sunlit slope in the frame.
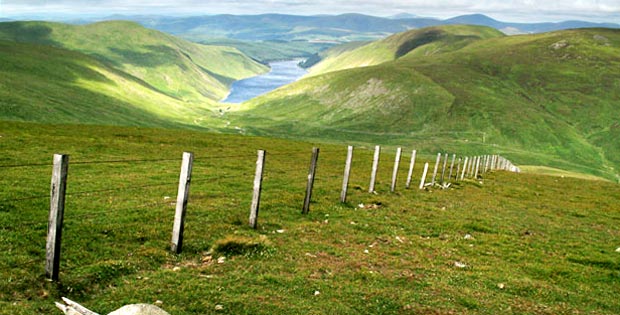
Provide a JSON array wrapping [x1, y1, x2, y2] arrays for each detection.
[[235, 27, 620, 180], [307, 25, 504, 76], [0, 40, 213, 127], [0, 21, 268, 102]]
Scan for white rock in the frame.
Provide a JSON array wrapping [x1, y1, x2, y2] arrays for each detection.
[[172, 266, 181, 272], [314, 290, 320, 296], [497, 283, 505, 289], [214, 305, 224, 311], [454, 261, 467, 268], [364, 249, 369, 254], [108, 304, 170, 315], [464, 234, 473, 240], [616, 247, 620, 253], [276, 229, 285, 233], [217, 256, 226, 264]]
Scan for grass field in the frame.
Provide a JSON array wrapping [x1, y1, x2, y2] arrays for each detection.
[[1, 121, 619, 314], [235, 27, 620, 182]]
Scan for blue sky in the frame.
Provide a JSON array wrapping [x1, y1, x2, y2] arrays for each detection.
[[1, 0, 619, 23]]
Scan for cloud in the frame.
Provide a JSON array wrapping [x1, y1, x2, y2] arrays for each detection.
[[1, 0, 618, 22]]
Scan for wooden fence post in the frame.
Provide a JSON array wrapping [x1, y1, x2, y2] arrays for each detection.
[[340, 146, 353, 203], [390, 147, 402, 193], [461, 157, 468, 180], [486, 155, 491, 173], [369, 145, 380, 193], [474, 156, 480, 179], [419, 162, 429, 189], [440, 153, 449, 184], [405, 149, 416, 189], [431, 153, 441, 185], [46, 154, 69, 282], [448, 154, 456, 181], [461, 156, 469, 180], [302, 147, 320, 214], [171, 152, 193, 254], [249, 150, 266, 229], [455, 157, 462, 182]]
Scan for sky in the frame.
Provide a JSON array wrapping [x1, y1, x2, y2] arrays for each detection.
[[1, 0, 619, 23]]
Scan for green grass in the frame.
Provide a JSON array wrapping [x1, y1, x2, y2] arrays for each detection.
[[306, 25, 504, 76], [1, 121, 619, 314], [233, 27, 620, 181], [197, 38, 334, 63], [0, 20, 268, 102]]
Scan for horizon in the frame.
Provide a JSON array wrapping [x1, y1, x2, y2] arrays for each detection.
[[1, 0, 619, 24]]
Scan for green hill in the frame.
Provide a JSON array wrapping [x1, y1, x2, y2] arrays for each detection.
[[307, 25, 504, 76], [231, 26, 620, 181], [0, 21, 268, 102], [0, 40, 213, 127]]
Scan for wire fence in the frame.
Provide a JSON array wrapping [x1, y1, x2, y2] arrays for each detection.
[[1, 145, 519, 282]]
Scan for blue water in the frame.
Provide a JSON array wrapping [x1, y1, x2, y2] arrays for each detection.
[[221, 59, 307, 103]]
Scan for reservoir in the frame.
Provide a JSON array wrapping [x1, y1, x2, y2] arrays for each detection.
[[221, 59, 307, 103]]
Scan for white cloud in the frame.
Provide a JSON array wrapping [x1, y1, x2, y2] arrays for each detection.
[[1, 0, 618, 22]]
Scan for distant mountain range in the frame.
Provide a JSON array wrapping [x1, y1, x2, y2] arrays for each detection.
[[94, 13, 620, 41]]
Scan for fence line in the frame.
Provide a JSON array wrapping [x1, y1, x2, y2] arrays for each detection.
[[1, 144, 521, 282]]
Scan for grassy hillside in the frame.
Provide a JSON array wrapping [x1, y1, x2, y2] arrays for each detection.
[[232, 27, 620, 181], [0, 21, 268, 102], [1, 121, 619, 314], [307, 25, 504, 76], [0, 40, 217, 128], [198, 38, 333, 63]]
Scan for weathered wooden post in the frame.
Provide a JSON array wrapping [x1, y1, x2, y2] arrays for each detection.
[[405, 149, 417, 189], [369, 145, 380, 193], [431, 153, 441, 185], [455, 157, 462, 182], [460, 157, 468, 180], [249, 150, 266, 229], [419, 162, 429, 189], [440, 153, 448, 184], [390, 147, 402, 193], [171, 152, 193, 254], [448, 154, 456, 181], [340, 146, 353, 203], [302, 147, 320, 214], [469, 156, 476, 178], [46, 154, 69, 282]]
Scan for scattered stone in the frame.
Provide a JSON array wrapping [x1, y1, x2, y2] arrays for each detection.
[[172, 266, 181, 272], [615, 247, 620, 253], [305, 252, 317, 258], [276, 229, 285, 233], [154, 300, 164, 306], [323, 219, 329, 224], [498, 283, 505, 289], [358, 203, 365, 208], [217, 256, 226, 264], [550, 40, 569, 50], [364, 249, 369, 254], [163, 196, 170, 200], [454, 261, 467, 268], [314, 290, 321, 296], [56, 298, 171, 315], [464, 234, 473, 240], [215, 304, 224, 311], [395, 236, 405, 243], [350, 221, 357, 225]]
